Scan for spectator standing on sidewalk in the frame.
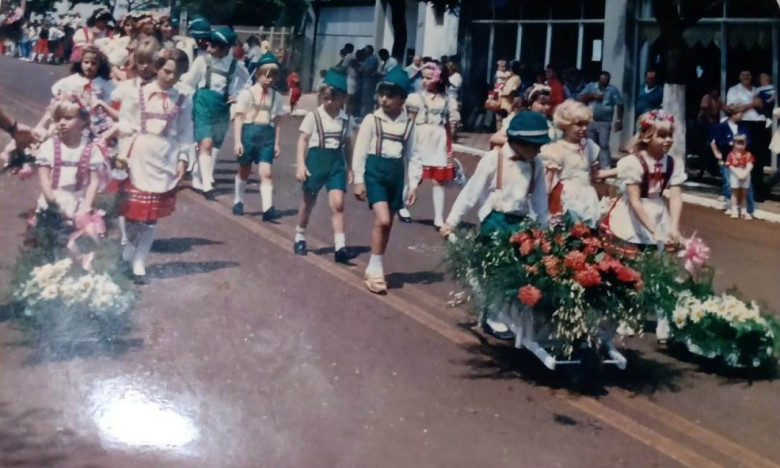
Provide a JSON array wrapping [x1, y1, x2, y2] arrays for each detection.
[[360, 45, 380, 117], [545, 64, 565, 113], [636, 70, 663, 118], [727, 70, 770, 202], [378, 49, 398, 76], [710, 105, 754, 216], [406, 55, 423, 93], [578, 70, 623, 169]]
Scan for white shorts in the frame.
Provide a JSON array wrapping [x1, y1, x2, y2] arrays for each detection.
[[729, 173, 751, 189]]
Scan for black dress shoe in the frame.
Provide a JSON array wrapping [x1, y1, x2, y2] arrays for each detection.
[[262, 206, 280, 222], [203, 190, 216, 201], [397, 212, 412, 223], [334, 247, 352, 264], [133, 274, 149, 285], [294, 240, 307, 256], [232, 202, 244, 216]]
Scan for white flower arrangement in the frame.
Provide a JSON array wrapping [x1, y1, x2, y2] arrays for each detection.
[[14, 258, 133, 321], [670, 292, 778, 367]]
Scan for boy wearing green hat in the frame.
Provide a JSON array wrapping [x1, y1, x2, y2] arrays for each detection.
[[439, 111, 550, 340], [352, 67, 423, 294], [232, 51, 287, 220], [175, 15, 210, 66], [183, 25, 250, 201], [292, 68, 353, 263]]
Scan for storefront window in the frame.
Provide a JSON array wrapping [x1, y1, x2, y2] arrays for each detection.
[[581, 23, 604, 81], [727, 0, 780, 18], [551, 0, 582, 20], [492, 24, 519, 76], [583, 0, 606, 19], [521, 2, 550, 20], [520, 24, 548, 73], [550, 24, 579, 70]]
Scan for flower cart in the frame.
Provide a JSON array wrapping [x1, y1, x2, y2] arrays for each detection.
[[446, 217, 645, 378]]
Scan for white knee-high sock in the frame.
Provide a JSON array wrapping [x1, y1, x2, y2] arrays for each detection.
[[432, 185, 445, 226], [118, 216, 128, 244], [260, 183, 273, 212], [132, 224, 157, 277], [234, 176, 247, 205], [334, 233, 346, 250], [198, 151, 214, 191], [295, 226, 306, 243]]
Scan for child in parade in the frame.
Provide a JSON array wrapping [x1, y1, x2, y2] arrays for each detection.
[[232, 52, 286, 220], [116, 49, 193, 282], [725, 134, 754, 220], [41, 45, 115, 138], [36, 97, 104, 221], [104, 37, 163, 246], [183, 26, 250, 201], [352, 68, 423, 294], [287, 71, 302, 112], [541, 100, 603, 227], [602, 110, 686, 247], [489, 84, 554, 148], [176, 15, 211, 67], [71, 8, 113, 64], [439, 111, 550, 339], [397, 61, 458, 228], [293, 69, 353, 263]]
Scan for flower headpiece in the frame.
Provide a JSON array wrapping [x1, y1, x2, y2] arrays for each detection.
[[423, 62, 442, 83], [639, 109, 675, 131], [524, 83, 551, 103], [53, 93, 90, 115]]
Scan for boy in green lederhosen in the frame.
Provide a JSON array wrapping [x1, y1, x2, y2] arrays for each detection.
[[232, 51, 287, 221], [352, 67, 423, 294], [293, 68, 353, 263], [183, 26, 250, 200]]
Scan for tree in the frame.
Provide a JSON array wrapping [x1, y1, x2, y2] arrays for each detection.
[[177, 0, 308, 27], [652, 0, 722, 158], [387, 0, 460, 60]]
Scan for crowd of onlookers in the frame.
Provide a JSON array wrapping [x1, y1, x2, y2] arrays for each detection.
[[327, 43, 463, 129], [1, 10, 85, 65]]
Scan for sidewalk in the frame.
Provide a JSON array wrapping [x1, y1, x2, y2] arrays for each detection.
[[294, 92, 780, 223]]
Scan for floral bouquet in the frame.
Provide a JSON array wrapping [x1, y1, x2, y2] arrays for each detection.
[[13, 258, 134, 344], [446, 216, 646, 356], [671, 292, 779, 367]]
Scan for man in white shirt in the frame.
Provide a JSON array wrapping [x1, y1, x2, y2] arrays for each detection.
[[378, 49, 398, 75], [727, 70, 769, 201]]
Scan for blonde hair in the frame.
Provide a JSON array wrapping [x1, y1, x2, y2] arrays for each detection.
[[134, 36, 161, 64], [553, 99, 592, 129], [630, 111, 675, 153], [50, 97, 89, 123]]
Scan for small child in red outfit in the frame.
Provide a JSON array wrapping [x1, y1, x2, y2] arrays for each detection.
[[287, 71, 301, 112], [725, 134, 755, 220]]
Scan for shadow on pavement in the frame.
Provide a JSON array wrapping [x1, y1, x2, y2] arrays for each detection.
[[386, 270, 446, 289], [454, 323, 685, 396], [151, 237, 223, 254], [662, 342, 778, 383], [146, 260, 239, 280]]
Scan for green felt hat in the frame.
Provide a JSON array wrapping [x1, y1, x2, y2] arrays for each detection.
[[506, 111, 552, 146], [377, 66, 411, 96], [323, 68, 348, 93], [188, 16, 211, 39], [210, 26, 237, 47], [256, 51, 279, 68]]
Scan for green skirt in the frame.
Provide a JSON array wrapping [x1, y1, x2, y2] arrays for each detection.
[[365, 154, 405, 212], [193, 89, 231, 148], [303, 147, 347, 194], [479, 211, 527, 237], [239, 123, 276, 165]]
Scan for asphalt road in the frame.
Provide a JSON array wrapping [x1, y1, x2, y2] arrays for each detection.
[[0, 57, 778, 468]]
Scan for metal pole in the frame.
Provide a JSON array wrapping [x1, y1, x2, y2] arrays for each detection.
[[544, 22, 552, 66], [487, 23, 494, 84], [308, 1, 321, 92], [515, 24, 522, 60]]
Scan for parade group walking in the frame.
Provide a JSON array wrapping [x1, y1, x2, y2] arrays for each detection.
[[11, 10, 694, 339]]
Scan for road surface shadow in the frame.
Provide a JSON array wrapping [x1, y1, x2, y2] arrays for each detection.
[[0, 402, 107, 467], [661, 342, 778, 383], [146, 260, 239, 280], [386, 270, 446, 289], [310, 245, 370, 256], [454, 323, 684, 395], [152, 237, 223, 254]]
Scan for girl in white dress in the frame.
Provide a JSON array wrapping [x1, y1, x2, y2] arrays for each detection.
[[117, 49, 193, 282], [36, 97, 104, 221], [541, 100, 603, 227], [399, 61, 458, 228], [602, 110, 686, 247]]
